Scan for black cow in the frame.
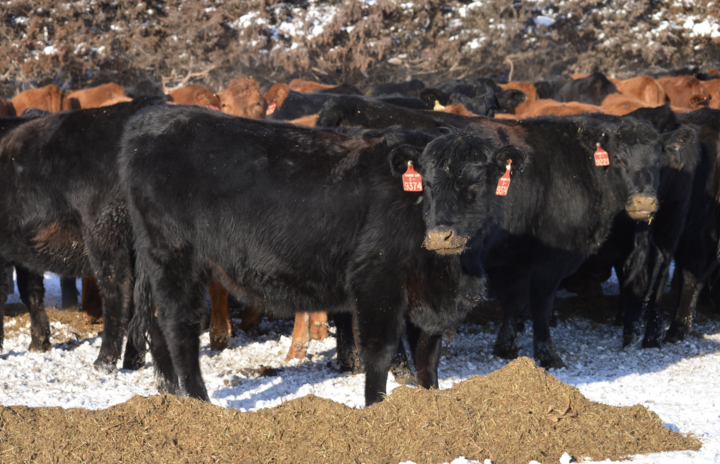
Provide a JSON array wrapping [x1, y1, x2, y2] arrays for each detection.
[[120, 106, 485, 405], [0, 98, 163, 368], [316, 95, 488, 133], [268, 90, 337, 121], [418, 115, 662, 368], [556, 72, 618, 106], [364, 79, 426, 98], [434, 80, 501, 116], [313, 82, 363, 95]]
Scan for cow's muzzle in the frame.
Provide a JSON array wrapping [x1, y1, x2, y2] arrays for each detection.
[[423, 227, 469, 255], [625, 193, 658, 222]]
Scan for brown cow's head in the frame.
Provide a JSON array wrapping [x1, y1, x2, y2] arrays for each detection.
[[217, 76, 268, 119]]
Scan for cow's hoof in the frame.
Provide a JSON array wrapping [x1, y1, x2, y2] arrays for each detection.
[[210, 336, 231, 351], [549, 315, 558, 328], [622, 332, 641, 348], [93, 357, 117, 374], [390, 362, 416, 386], [122, 353, 146, 371], [82, 311, 102, 324], [310, 323, 329, 341], [29, 337, 51, 352], [285, 343, 308, 362], [641, 337, 661, 349], [493, 340, 519, 360], [336, 349, 364, 374], [156, 376, 179, 396], [535, 342, 566, 369], [664, 325, 687, 344]]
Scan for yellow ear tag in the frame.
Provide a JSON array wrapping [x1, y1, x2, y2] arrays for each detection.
[[434, 100, 446, 111]]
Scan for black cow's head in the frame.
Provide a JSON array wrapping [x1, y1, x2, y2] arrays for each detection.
[[577, 117, 662, 222], [415, 132, 526, 255]]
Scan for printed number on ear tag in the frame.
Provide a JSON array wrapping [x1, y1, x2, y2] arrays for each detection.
[[403, 162, 423, 192], [496, 159, 512, 196], [594, 143, 609, 166]]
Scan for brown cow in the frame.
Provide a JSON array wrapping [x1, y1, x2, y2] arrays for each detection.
[[167, 84, 220, 109], [600, 93, 655, 116], [657, 75, 712, 109], [217, 76, 267, 119], [499, 81, 538, 115], [435, 103, 478, 116], [61, 83, 126, 110], [289, 113, 319, 126], [514, 98, 602, 117], [702, 79, 720, 109], [288, 79, 336, 93], [7, 84, 63, 115], [610, 75, 667, 105], [264, 83, 290, 116], [100, 96, 133, 107]]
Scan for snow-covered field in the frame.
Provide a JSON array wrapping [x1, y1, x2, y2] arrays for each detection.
[[2, 272, 719, 464]]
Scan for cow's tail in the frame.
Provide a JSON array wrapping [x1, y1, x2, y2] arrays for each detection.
[[128, 256, 154, 354]]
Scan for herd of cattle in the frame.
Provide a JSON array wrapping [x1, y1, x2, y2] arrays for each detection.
[[1, 68, 720, 406]]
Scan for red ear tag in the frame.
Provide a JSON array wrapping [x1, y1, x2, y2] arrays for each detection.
[[266, 102, 277, 116], [207, 104, 220, 111], [495, 159, 512, 196], [403, 161, 423, 192], [594, 143, 609, 166]]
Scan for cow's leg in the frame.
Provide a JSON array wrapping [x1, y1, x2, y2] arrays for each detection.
[[406, 320, 440, 389], [530, 273, 566, 369], [665, 267, 703, 343], [334, 312, 363, 373], [208, 280, 231, 350], [81, 275, 103, 324], [149, 314, 179, 395], [389, 338, 416, 386], [491, 267, 530, 360], [154, 278, 209, 401], [87, 250, 134, 373], [618, 265, 648, 348], [309, 311, 329, 340], [642, 252, 671, 348], [60, 277, 79, 310], [286, 312, 311, 361], [15, 266, 51, 352], [356, 287, 404, 406], [238, 302, 261, 332]]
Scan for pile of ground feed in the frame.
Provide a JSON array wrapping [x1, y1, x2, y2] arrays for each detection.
[[0, 358, 699, 463]]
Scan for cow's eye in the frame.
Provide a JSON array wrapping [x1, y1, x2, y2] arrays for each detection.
[[472, 178, 484, 185], [614, 156, 624, 166]]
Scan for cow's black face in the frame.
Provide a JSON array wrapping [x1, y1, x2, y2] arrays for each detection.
[[587, 119, 662, 222], [420, 133, 525, 255]]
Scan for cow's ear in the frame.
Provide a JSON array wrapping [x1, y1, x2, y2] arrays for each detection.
[[663, 126, 697, 167], [389, 145, 423, 177], [577, 125, 609, 154], [493, 145, 527, 174], [265, 84, 289, 108]]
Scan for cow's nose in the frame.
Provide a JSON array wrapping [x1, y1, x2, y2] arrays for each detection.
[[625, 193, 658, 222]]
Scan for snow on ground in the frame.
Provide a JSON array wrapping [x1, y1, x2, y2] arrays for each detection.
[[2, 272, 720, 464]]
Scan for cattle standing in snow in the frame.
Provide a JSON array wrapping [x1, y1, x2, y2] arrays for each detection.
[[418, 115, 663, 368], [0, 98, 164, 368], [120, 105, 485, 405]]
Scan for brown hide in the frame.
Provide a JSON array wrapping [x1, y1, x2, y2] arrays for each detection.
[[702, 79, 720, 110], [264, 84, 290, 116], [612, 76, 667, 105], [657, 75, 712, 110], [167, 84, 220, 109], [514, 98, 602, 117], [62, 83, 126, 110], [288, 79, 336, 93], [289, 113, 319, 127], [8, 84, 63, 115]]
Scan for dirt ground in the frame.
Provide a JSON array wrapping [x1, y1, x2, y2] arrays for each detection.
[[1, 290, 712, 463]]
